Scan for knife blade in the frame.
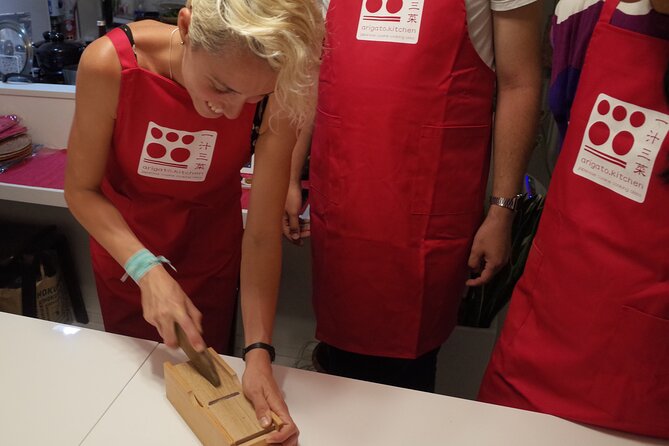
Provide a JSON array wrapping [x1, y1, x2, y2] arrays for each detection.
[[175, 322, 221, 387]]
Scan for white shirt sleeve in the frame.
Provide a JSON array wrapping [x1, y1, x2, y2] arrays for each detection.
[[467, 0, 541, 68], [490, 0, 540, 11]]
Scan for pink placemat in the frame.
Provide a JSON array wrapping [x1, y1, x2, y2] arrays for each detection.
[[0, 148, 67, 190], [241, 187, 250, 210], [0, 150, 311, 208]]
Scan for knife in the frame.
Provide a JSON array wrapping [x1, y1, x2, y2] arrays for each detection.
[[175, 322, 221, 387]]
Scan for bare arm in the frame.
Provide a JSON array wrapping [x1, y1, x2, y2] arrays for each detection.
[[466, 1, 543, 286], [282, 120, 313, 243], [65, 37, 204, 349], [241, 97, 296, 350], [64, 38, 143, 264], [240, 96, 299, 444]]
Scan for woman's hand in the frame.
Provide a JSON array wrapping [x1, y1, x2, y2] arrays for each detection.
[[242, 350, 299, 445], [138, 265, 205, 351], [282, 180, 310, 245]]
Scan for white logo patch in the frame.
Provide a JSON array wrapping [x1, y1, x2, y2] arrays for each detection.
[[137, 122, 217, 182], [573, 93, 668, 203], [356, 0, 424, 45]]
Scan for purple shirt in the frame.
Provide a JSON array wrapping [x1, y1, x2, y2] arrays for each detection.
[[549, 1, 669, 150]]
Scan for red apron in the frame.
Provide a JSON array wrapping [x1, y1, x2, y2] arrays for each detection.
[[90, 28, 256, 353], [479, 0, 669, 437], [310, 0, 495, 358]]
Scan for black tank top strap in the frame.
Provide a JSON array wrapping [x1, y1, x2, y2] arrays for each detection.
[[249, 95, 269, 155]]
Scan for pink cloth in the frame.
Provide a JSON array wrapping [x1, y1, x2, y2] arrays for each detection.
[[0, 149, 277, 207], [0, 148, 67, 189]]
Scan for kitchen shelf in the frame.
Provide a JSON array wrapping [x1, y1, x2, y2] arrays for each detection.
[[0, 148, 253, 224], [0, 147, 67, 207], [0, 82, 75, 99]]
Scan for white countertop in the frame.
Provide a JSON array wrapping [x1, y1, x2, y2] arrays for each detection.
[[1, 312, 665, 446], [0, 312, 156, 445]]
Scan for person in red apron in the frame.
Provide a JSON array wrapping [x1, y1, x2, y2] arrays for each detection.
[[284, 1, 543, 391], [479, 0, 669, 438], [65, 2, 324, 443]]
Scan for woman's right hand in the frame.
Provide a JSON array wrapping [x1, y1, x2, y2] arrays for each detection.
[[282, 180, 310, 245], [138, 265, 205, 351]]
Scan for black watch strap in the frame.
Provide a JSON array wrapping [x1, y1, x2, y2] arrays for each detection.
[[243, 342, 276, 362]]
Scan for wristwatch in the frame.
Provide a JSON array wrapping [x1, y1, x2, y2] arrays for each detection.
[[489, 194, 523, 212]]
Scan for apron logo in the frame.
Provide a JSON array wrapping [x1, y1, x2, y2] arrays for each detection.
[[356, 0, 424, 44], [573, 93, 668, 203], [137, 122, 217, 182]]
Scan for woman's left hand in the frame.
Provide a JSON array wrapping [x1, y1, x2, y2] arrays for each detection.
[[242, 350, 299, 445]]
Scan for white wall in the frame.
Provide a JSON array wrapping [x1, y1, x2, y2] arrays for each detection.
[[0, 84, 75, 148], [0, 0, 50, 41], [76, 0, 103, 42]]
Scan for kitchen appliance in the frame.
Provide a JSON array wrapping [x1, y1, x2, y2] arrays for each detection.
[[0, 2, 49, 45], [0, 13, 33, 81], [33, 31, 85, 84]]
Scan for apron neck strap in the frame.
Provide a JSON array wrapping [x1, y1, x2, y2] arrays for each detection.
[[106, 27, 139, 70], [599, 0, 621, 24]]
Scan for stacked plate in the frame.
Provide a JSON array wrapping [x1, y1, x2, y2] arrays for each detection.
[[0, 115, 32, 171]]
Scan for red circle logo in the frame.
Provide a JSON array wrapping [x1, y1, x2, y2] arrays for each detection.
[[166, 132, 179, 142], [182, 134, 195, 145], [597, 100, 610, 116], [612, 131, 634, 156], [171, 148, 191, 163], [630, 111, 645, 128], [151, 127, 163, 139], [612, 106, 627, 122], [366, 0, 383, 13], [147, 143, 167, 159], [588, 121, 610, 146], [386, 0, 403, 13]]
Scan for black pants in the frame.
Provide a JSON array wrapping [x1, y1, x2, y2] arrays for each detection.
[[314, 342, 440, 392]]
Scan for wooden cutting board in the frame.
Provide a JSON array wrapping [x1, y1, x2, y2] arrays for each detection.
[[165, 349, 283, 446]]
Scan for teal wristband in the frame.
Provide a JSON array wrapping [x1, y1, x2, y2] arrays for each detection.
[[121, 248, 176, 283]]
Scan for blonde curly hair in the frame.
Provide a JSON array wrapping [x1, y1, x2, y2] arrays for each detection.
[[186, 0, 324, 127]]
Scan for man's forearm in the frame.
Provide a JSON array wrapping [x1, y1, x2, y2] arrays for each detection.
[[491, 84, 542, 199], [491, 2, 543, 200]]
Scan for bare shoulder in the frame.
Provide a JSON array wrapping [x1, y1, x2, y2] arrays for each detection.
[[74, 37, 123, 119], [77, 36, 122, 88]]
